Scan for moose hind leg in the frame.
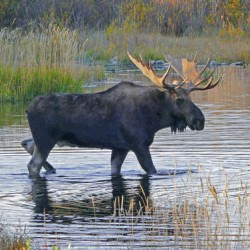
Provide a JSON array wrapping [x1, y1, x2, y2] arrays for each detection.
[[22, 138, 56, 174], [111, 149, 129, 175], [27, 145, 44, 176], [133, 146, 157, 174]]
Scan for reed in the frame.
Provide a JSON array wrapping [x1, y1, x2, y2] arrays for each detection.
[[0, 24, 86, 68], [0, 218, 30, 250], [108, 169, 249, 249], [36, 167, 249, 249], [0, 25, 104, 102], [1, 168, 249, 249]]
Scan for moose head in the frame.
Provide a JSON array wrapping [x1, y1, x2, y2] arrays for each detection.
[[128, 52, 221, 132]]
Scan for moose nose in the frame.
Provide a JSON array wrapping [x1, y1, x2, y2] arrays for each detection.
[[195, 119, 205, 130]]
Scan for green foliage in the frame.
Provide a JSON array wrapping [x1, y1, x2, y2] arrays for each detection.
[[105, 0, 153, 54], [120, 0, 152, 31], [0, 24, 105, 102], [52, 245, 61, 250], [218, 0, 248, 36], [226, 0, 246, 28], [0, 64, 91, 102], [25, 238, 31, 250]]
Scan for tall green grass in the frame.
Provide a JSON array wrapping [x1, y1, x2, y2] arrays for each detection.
[[0, 65, 85, 101], [0, 24, 104, 102], [0, 63, 105, 102]]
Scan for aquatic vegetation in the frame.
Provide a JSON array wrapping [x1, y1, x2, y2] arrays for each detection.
[[0, 166, 249, 249], [107, 170, 250, 249], [36, 169, 249, 249], [0, 219, 30, 250]]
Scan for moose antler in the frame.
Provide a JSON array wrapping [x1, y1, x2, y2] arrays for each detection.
[[128, 51, 179, 91], [163, 53, 221, 92]]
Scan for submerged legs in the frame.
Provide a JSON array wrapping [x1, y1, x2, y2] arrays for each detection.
[[111, 146, 157, 175], [27, 145, 44, 176], [25, 137, 55, 177], [133, 146, 157, 174], [111, 149, 129, 175], [21, 139, 56, 174]]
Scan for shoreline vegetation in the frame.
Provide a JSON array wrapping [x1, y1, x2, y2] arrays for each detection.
[[0, 24, 249, 102]]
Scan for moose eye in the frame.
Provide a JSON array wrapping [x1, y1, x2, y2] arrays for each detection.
[[176, 98, 184, 106]]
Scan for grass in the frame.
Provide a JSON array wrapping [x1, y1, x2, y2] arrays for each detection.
[[0, 25, 105, 102], [108, 169, 250, 249], [0, 218, 31, 250], [86, 30, 250, 64], [0, 64, 104, 102], [14, 168, 248, 249], [0, 24, 250, 101]]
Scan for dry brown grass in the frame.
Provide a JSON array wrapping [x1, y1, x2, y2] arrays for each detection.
[[86, 31, 250, 63], [109, 169, 250, 249]]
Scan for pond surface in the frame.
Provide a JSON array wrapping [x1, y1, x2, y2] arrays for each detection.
[[0, 66, 250, 249]]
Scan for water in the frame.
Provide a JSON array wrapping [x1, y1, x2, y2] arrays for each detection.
[[0, 66, 250, 249]]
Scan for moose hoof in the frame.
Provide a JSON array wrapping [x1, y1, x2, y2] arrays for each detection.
[[45, 168, 56, 174]]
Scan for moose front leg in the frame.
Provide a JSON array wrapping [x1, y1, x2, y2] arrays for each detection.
[[111, 149, 129, 175], [133, 145, 157, 174]]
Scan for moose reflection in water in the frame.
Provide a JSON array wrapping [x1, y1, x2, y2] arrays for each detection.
[[22, 52, 221, 177], [30, 174, 151, 219]]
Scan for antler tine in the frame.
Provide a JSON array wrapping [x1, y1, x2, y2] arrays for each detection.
[[186, 52, 197, 62], [163, 52, 221, 92], [139, 54, 147, 67], [194, 58, 211, 83], [128, 51, 173, 91], [163, 53, 185, 80], [193, 64, 217, 87], [175, 77, 190, 89], [189, 76, 222, 92], [162, 63, 172, 82], [192, 52, 197, 62]]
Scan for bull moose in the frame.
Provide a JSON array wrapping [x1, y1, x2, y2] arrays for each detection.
[[23, 52, 221, 177]]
